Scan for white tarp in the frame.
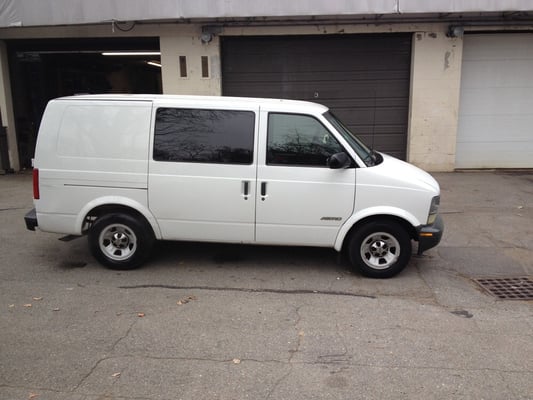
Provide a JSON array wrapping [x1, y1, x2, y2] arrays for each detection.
[[1, 0, 532, 28], [400, 0, 533, 12], [0, 0, 397, 27], [0, 0, 19, 27]]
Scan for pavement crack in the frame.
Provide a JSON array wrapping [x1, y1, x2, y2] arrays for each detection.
[[298, 360, 529, 374], [414, 262, 442, 307], [118, 284, 376, 299], [111, 317, 139, 352], [72, 318, 138, 392], [288, 305, 304, 362], [316, 320, 350, 364], [0, 383, 67, 394], [0, 207, 27, 212], [267, 304, 304, 399], [71, 356, 111, 392], [265, 368, 293, 400]]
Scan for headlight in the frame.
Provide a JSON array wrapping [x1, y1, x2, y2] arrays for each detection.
[[427, 195, 440, 225]]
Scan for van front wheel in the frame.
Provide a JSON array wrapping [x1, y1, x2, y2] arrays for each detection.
[[347, 221, 412, 278], [88, 213, 154, 270]]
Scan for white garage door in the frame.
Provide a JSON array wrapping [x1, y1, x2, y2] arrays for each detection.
[[456, 34, 533, 168]]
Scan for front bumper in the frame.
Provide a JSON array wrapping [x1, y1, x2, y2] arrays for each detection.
[[416, 214, 444, 255], [25, 208, 38, 231]]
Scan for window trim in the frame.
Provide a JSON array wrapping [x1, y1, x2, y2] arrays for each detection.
[[323, 111, 374, 167], [153, 107, 256, 165]]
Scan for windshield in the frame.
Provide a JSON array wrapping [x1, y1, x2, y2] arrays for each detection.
[[323, 111, 379, 167]]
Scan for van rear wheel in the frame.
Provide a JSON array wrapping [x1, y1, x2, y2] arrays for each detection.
[[88, 213, 154, 270], [347, 221, 412, 278]]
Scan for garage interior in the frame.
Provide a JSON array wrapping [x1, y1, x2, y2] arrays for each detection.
[[7, 37, 162, 169]]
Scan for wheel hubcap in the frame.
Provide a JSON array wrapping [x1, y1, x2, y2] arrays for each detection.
[[370, 240, 389, 257], [99, 224, 137, 261], [360, 232, 400, 270], [111, 232, 130, 248]]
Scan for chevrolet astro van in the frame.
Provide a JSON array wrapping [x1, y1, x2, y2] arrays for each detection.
[[24, 95, 443, 278]]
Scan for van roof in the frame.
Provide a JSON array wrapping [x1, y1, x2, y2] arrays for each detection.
[[54, 94, 329, 113]]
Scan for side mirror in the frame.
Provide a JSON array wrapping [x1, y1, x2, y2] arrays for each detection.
[[327, 152, 351, 169]]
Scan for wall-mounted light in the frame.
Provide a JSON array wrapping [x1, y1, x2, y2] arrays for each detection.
[[102, 51, 161, 56], [200, 32, 213, 44], [201, 25, 223, 44], [446, 25, 465, 38], [147, 61, 162, 68]]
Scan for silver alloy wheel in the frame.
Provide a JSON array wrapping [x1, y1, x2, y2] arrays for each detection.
[[360, 231, 400, 270], [98, 223, 137, 261]]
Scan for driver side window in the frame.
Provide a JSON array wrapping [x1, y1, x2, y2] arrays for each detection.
[[267, 113, 344, 166]]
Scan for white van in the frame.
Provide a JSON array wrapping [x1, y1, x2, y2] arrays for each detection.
[[25, 95, 443, 278]]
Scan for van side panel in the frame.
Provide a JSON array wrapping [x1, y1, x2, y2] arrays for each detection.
[[148, 101, 259, 243], [34, 99, 153, 235]]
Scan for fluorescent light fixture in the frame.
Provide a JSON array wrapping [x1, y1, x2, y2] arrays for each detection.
[[102, 51, 161, 56], [147, 61, 162, 68]]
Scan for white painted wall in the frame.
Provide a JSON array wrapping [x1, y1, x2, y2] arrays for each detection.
[[407, 30, 463, 171], [160, 29, 221, 95]]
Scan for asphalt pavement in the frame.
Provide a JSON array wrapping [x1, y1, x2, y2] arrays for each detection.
[[0, 171, 532, 399]]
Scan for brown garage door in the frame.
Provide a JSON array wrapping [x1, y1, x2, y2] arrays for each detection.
[[221, 34, 412, 160]]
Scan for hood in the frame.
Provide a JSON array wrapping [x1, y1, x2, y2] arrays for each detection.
[[372, 153, 440, 194]]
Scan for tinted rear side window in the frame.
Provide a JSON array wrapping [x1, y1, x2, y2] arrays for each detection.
[[154, 108, 255, 164]]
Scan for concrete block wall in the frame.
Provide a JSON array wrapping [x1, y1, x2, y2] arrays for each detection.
[[159, 26, 221, 95], [407, 30, 463, 171]]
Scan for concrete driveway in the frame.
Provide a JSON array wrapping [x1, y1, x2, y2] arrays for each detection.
[[0, 171, 532, 399]]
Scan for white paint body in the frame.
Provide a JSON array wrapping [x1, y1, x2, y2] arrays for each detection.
[[33, 94, 440, 252]]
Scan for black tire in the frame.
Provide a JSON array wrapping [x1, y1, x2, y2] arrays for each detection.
[[347, 220, 412, 279], [88, 213, 155, 270]]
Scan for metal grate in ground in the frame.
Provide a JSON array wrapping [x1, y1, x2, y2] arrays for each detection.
[[474, 277, 533, 300]]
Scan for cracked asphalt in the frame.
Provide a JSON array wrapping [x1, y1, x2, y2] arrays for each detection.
[[1, 171, 532, 399]]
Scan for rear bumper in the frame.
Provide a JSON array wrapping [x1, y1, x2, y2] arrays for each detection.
[[24, 208, 38, 231], [416, 215, 444, 255]]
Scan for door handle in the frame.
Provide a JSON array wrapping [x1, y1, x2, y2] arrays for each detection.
[[261, 182, 267, 201], [242, 180, 250, 200]]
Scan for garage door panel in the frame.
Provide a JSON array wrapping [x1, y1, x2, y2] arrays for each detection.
[[458, 115, 533, 142], [228, 70, 409, 83], [298, 80, 409, 100], [225, 56, 411, 74], [226, 78, 409, 99], [222, 34, 411, 160], [461, 34, 533, 60], [460, 88, 533, 114], [456, 142, 533, 169], [461, 60, 533, 88], [456, 34, 533, 168]]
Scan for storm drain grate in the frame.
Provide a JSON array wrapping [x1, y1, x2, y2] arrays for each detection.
[[474, 277, 533, 300]]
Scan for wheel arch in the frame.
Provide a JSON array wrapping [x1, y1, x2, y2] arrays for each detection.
[[335, 209, 419, 252], [76, 197, 162, 239]]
